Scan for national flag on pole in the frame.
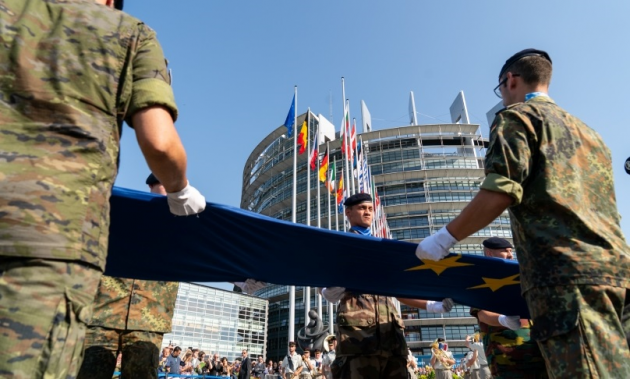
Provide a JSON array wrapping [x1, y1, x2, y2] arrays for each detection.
[[283, 94, 296, 137], [336, 177, 344, 205], [297, 113, 308, 155], [310, 132, 319, 170], [341, 104, 350, 155], [327, 161, 336, 192], [319, 147, 329, 182], [350, 118, 357, 154]]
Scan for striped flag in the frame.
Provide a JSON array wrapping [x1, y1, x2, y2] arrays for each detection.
[[319, 147, 329, 182], [327, 161, 336, 192], [297, 113, 308, 155], [309, 132, 319, 170]]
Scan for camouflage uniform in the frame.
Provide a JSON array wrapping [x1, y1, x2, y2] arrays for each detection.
[[482, 96, 630, 378], [0, 1, 177, 377], [470, 308, 546, 379], [77, 276, 179, 379], [331, 231, 407, 379]]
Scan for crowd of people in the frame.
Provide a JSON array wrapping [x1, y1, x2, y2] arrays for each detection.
[[154, 340, 337, 378]]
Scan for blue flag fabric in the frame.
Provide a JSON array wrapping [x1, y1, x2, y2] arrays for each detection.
[[283, 94, 296, 137], [105, 187, 530, 318]]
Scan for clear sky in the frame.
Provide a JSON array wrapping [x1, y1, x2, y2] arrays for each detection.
[[116, 1, 630, 258]]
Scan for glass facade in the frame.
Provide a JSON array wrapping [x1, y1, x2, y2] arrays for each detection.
[[242, 115, 514, 355], [163, 283, 269, 361]]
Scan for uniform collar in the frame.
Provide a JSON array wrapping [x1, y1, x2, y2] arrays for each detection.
[[350, 225, 371, 236]]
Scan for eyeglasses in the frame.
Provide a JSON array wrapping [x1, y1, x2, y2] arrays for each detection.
[[493, 74, 520, 98]]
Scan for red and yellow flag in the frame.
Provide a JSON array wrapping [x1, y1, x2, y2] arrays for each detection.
[[297, 119, 307, 155], [318, 148, 329, 182], [336, 177, 344, 205]]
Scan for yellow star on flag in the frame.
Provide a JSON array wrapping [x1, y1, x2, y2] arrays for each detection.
[[468, 274, 520, 292], [405, 255, 473, 276]]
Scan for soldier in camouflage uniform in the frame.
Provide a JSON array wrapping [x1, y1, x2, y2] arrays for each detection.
[[321, 193, 408, 379], [0, 1, 205, 378], [415, 49, 630, 378], [77, 174, 180, 379], [468, 237, 547, 379]]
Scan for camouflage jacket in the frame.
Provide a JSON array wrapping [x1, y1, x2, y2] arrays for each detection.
[[470, 308, 546, 377], [0, 0, 177, 270], [335, 229, 407, 357], [89, 275, 179, 333], [482, 96, 630, 292]]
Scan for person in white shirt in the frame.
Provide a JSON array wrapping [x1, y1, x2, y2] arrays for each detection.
[[465, 334, 491, 379], [431, 338, 455, 379], [282, 341, 303, 379]]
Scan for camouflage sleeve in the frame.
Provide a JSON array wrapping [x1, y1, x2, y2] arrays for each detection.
[[125, 24, 178, 124], [480, 110, 536, 205]]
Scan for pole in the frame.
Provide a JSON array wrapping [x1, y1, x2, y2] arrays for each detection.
[[305, 109, 311, 328], [289, 86, 297, 348]]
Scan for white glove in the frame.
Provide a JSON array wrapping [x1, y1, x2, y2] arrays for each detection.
[[415, 226, 458, 261], [234, 279, 267, 294], [498, 315, 521, 330], [321, 287, 346, 303], [167, 182, 206, 216], [426, 298, 454, 313]]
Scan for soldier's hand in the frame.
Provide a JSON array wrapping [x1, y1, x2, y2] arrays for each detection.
[[415, 226, 457, 261], [498, 315, 521, 330], [425, 299, 453, 313], [322, 287, 345, 302], [167, 182, 206, 216], [234, 279, 267, 294]]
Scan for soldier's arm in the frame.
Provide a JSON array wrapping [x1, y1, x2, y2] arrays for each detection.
[[443, 111, 532, 241], [467, 351, 477, 367], [133, 105, 188, 193], [478, 309, 528, 327]]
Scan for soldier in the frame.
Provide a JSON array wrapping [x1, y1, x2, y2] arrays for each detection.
[[0, 0, 206, 377], [415, 48, 630, 377], [469, 237, 546, 379], [76, 174, 181, 379], [320, 193, 408, 379], [321, 193, 454, 379]]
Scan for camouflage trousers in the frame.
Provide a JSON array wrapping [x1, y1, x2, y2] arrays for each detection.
[[525, 284, 630, 378], [0, 258, 101, 379], [77, 327, 163, 379], [331, 354, 407, 379]]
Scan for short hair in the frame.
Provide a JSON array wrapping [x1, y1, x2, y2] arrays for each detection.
[[507, 55, 552, 86], [173, 346, 182, 352]]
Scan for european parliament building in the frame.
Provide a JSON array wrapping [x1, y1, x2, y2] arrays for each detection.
[[241, 102, 513, 358], [162, 283, 269, 361]]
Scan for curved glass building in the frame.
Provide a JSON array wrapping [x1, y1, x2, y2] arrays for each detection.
[[242, 112, 514, 358]]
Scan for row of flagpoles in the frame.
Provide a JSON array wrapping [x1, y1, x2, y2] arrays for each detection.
[[280, 80, 393, 345]]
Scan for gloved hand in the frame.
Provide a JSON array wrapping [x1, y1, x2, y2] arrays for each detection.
[[498, 315, 521, 330], [415, 226, 458, 261], [234, 279, 267, 294], [426, 298, 454, 313], [321, 287, 346, 303], [167, 182, 206, 216]]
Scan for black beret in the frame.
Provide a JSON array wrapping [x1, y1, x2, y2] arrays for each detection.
[[145, 173, 160, 185], [499, 48, 552, 79], [114, 0, 123, 10], [343, 193, 372, 207], [483, 237, 513, 249]]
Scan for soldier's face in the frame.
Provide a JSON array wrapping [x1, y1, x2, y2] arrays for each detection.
[[484, 247, 513, 260], [345, 202, 373, 228]]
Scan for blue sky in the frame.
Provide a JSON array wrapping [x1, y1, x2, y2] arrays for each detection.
[[116, 1, 630, 257]]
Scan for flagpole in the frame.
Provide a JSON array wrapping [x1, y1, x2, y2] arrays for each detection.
[[326, 142, 331, 231], [334, 156, 340, 232], [289, 86, 297, 348], [305, 108, 311, 329]]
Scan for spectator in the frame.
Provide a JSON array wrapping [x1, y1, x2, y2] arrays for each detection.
[[253, 355, 266, 378], [159, 346, 171, 373], [239, 349, 252, 379], [210, 353, 222, 376], [180, 350, 194, 376], [220, 357, 232, 377], [165, 346, 182, 375]]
